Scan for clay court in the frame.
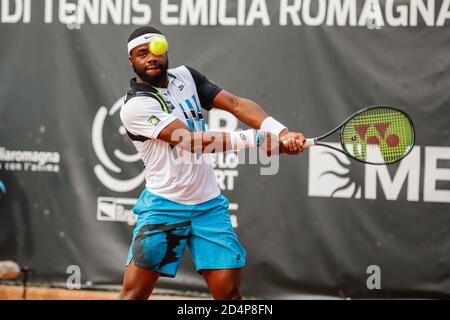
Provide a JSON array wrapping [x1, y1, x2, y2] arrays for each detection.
[[0, 284, 209, 300]]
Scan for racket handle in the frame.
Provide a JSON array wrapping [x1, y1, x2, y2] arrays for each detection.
[[305, 138, 316, 147]]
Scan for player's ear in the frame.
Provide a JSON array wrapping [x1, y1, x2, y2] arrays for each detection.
[[128, 55, 133, 66]]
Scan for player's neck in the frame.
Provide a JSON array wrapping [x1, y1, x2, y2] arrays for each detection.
[[136, 75, 169, 89]]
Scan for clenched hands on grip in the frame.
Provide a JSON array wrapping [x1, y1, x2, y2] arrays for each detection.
[[259, 130, 306, 156]]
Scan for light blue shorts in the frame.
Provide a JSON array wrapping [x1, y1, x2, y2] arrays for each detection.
[[126, 190, 246, 278]]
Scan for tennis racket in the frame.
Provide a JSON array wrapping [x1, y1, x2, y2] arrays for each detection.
[[305, 105, 415, 165]]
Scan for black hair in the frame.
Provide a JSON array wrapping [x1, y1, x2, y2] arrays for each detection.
[[127, 26, 163, 43]]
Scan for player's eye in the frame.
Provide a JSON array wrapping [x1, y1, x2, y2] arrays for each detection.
[[137, 51, 147, 57]]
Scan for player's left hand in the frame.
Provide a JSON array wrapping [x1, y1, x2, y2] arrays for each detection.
[[280, 131, 305, 155]]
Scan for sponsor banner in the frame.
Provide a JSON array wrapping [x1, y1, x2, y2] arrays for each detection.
[[309, 143, 450, 203], [1, 0, 450, 28]]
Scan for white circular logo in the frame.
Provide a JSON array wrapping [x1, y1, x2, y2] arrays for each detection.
[[92, 97, 145, 192]]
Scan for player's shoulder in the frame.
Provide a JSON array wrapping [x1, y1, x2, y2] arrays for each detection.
[[120, 95, 161, 120], [168, 65, 198, 83], [123, 94, 160, 109]]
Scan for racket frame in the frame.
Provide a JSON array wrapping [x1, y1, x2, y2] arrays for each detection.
[[306, 105, 416, 165]]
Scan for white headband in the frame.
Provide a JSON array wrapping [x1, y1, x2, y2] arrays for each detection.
[[127, 33, 167, 54]]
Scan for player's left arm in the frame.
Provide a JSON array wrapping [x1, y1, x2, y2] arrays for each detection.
[[211, 90, 305, 154]]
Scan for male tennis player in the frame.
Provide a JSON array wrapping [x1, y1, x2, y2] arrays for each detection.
[[118, 26, 305, 300]]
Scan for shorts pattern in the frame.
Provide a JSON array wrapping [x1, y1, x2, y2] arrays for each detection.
[[126, 190, 246, 277]]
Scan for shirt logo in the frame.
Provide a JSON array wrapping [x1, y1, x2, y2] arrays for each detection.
[[149, 115, 161, 126], [178, 84, 184, 91], [165, 100, 175, 112]]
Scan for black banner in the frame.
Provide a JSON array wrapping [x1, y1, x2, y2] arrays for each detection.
[[1, 0, 449, 298]]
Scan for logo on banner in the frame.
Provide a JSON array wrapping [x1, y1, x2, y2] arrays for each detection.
[[308, 143, 450, 203], [0, 147, 60, 173], [92, 97, 145, 193], [308, 147, 364, 199], [92, 97, 145, 225], [97, 197, 137, 226]]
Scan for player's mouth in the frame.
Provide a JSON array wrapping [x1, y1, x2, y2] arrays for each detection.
[[145, 65, 161, 71], [145, 66, 162, 76]]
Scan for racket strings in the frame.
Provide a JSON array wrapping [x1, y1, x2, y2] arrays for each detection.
[[341, 107, 414, 164]]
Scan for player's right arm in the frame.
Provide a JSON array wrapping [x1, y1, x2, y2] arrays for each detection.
[[158, 119, 231, 153], [120, 96, 255, 154], [163, 120, 293, 155]]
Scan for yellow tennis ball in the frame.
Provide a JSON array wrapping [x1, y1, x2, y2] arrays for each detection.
[[149, 38, 169, 56]]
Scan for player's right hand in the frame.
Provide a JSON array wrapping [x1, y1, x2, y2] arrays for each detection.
[[280, 131, 305, 155], [258, 131, 305, 156]]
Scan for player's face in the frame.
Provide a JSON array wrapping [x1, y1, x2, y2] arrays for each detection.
[[129, 43, 169, 84]]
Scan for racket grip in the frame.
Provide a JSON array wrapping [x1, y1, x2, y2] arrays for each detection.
[[305, 138, 316, 147]]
